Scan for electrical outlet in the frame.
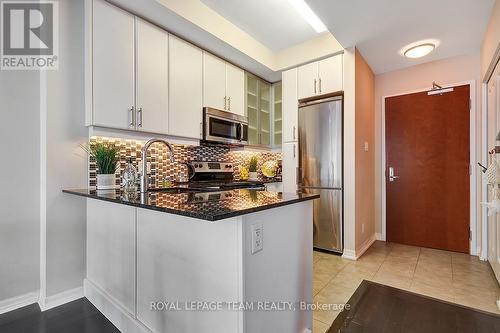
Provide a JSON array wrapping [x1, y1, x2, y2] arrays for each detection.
[[251, 224, 264, 254]]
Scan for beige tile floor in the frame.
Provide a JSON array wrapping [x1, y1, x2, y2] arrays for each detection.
[[312, 241, 500, 333]]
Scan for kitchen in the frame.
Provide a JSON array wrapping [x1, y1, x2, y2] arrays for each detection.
[[1, 0, 500, 333]]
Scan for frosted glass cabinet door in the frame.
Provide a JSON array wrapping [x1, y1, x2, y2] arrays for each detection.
[[93, 0, 135, 130], [135, 18, 169, 134], [226, 63, 245, 116], [203, 52, 226, 111], [247, 75, 259, 145], [169, 35, 203, 139], [259, 82, 271, 146]]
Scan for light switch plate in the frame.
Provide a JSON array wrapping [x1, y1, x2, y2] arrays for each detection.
[[251, 224, 263, 254], [364, 141, 369, 152]]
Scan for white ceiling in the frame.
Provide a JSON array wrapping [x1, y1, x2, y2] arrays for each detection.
[[200, 0, 324, 52], [306, 0, 495, 74]]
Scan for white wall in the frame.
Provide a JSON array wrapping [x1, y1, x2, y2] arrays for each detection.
[[374, 53, 482, 251], [342, 47, 356, 258], [481, 0, 500, 80], [43, 0, 87, 298], [0, 71, 40, 302]]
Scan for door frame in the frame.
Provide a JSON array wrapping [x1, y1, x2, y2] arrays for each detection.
[[381, 80, 477, 255]]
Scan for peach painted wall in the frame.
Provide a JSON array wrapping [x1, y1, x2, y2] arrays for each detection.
[[355, 49, 376, 253], [481, 0, 500, 80], [374, 53, 482, 253]]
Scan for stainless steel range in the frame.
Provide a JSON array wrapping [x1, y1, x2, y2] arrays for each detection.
[[186, 161, 265, 192]]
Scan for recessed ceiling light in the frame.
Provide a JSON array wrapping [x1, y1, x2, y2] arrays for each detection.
[[403, 43, 436, 58], [288, 0, 327, 33]]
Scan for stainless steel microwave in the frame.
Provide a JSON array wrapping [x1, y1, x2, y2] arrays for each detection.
[[203, 107, 248, 145]]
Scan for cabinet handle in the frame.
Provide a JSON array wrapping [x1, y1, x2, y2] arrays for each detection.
[[138, 107, 143, 127], [293, 143, 296, 158], [224, 96, 227, 110], [228, 97, 231, 111], [319, 78, 322, 93], [129, 106, 135, 127], [314, 79, 317, 94], [293, 126, 296, 140]]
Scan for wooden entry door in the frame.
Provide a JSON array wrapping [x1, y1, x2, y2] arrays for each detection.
[[385, 85, 470, 253]]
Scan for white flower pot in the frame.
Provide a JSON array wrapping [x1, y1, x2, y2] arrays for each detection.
[[249, 172, 259, 181], [97, 174, 116, 190]]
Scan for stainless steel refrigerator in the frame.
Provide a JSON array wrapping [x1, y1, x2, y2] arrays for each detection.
[[298, 95, 343, 253]]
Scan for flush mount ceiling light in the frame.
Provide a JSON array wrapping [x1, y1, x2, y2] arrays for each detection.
[[288, 0, 327, 33], [400, 39, 440, 59], [404, 43, 435, 58]]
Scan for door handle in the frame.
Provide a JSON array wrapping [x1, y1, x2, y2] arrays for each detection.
[[238, 123, 244, 141], [224, 96, 227, 110], [128, 106, 135, 128], [137, 107, 143, 128], [293, 126, 296, 140], [319, 78, 322, 93], [389, 167, 399, 182], [314, 79, 317, 94], [228, 97, 231, 111], [293, 143, 296, 158]]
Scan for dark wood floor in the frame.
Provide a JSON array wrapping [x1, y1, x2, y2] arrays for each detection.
[[329, 280, 500, 333], [0, 298, 119, 333]]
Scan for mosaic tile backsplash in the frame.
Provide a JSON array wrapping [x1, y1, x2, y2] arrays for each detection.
[[88, 137, 282, 188]]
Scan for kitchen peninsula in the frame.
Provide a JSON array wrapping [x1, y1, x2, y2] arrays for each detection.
[[63, 188, 318, 333]]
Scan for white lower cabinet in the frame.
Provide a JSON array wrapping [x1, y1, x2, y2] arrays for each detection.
[[282, 142, 298, 193], [86, 199, 136, 315], [136, 208, 242, 333]]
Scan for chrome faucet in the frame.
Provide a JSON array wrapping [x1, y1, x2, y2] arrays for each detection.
[[140, 138, 175, 193]]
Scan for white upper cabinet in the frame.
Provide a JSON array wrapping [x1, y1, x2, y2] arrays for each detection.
[[203, 52, 226, 111], [203, 52, 245, 115], [318, 55, 343, 95], [282, 68, 298, 143], [135, 18, 169, 135], [225, 63, 245, 115], [297, 54, 343, 99], [169, 35, 203, 139], [93, 0, 135, 130], [297, 62, 318, 100]]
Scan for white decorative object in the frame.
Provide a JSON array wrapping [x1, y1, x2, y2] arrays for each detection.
[[97, 174, 116, 190], [481, 152, 500, 215], [249, 172, 258, 181]]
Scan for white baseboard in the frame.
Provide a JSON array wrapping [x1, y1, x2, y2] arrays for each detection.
[[39, 286, 84, 312], [342, 249, 357, 260], [0, 291, 39, 315], [355, 234, 376, 259], [84, 279, 152, 333], [375, 233, 384, 241]]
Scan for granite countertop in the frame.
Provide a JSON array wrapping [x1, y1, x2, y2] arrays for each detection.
[[63, 188, 318, 221]]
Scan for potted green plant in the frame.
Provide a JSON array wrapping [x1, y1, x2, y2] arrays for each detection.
[[82, 143, 120, 190], [248, 156, 259, 181]]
